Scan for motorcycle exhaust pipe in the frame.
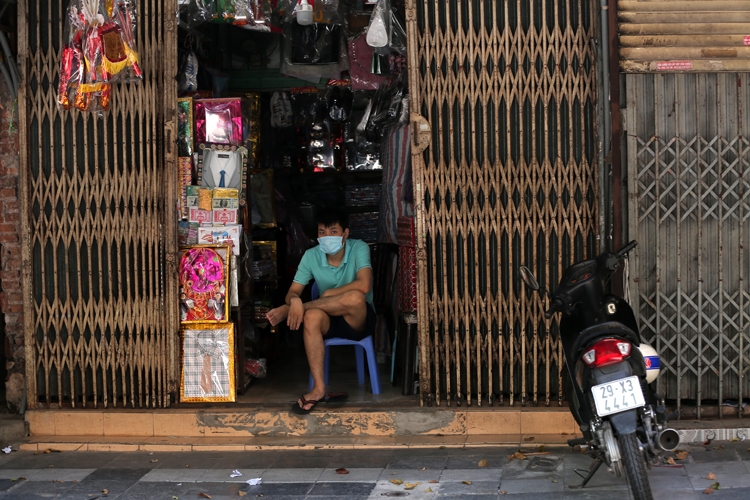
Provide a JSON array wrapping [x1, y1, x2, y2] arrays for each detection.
[[657, 428, 680, 451]]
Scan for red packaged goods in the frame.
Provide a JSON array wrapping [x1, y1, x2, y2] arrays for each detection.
[[397, 246, 417, 313], [397, 216, 415, 247]]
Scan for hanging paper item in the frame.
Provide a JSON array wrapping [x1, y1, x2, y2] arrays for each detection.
[[58, 0, 142, 112], [179, 245, 231, 323]]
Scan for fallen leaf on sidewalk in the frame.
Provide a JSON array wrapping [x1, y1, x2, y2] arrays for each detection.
[[537, 445, 546, 452], [102, 489, 108, 495], [198, 493, 212, 499], [478, 459, 488, 467], [462, 480, 472, 485], [150, 460, 158, 463], [238, 492, 247, 497], [665, 457, 676, 465], [713, 445, 725, 451], [703, 487, 714, 494], [676, 451, 689, 460], [709, 482, 721, 490], [335, 468, 349, 475], [729, 438, 741, 442], [425, 487, 433, 493], [419, 467, 426, 471], [706, 473, 716, 480], [524, 436, 535, 441], [514, 451, 528, 460], [172, 496, 179, 500], [500, 491, 508, 495], [404, 482, 420, 490], [390, 479, 404, 485], [428, 479, 439, 483]]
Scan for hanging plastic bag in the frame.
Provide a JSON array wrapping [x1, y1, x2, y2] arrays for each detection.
[[348, 33, 389, 91], [366, 0, 390, 49], [186, 0, 213, 27], [281, 22, 349, 83], [58, 0, 142, 112], [365, 74, 405, 142], [281, 0, 342, 25], [239, 0, 273, 31], [57, 4, 86, 109], [178, 50, 199, 94]]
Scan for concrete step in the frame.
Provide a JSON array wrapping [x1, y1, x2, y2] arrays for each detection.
[[21, 407, 747, 453]]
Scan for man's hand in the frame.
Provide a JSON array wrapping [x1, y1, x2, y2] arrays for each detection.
[[287, 297, 304, 330]]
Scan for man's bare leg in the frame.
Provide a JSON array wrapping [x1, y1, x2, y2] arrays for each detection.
[[299, 308, 330, 410], [303, 290, 368, 332]]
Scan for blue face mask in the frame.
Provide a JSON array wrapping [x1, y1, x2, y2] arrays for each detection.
[[318, 236, 344, 255]]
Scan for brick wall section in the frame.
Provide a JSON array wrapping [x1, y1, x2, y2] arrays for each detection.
[[0, 78, 24, 411]]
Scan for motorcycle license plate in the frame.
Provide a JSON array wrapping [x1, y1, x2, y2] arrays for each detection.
[[591, 376, 645, 417]]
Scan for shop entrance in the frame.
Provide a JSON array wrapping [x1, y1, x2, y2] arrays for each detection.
[[174, 1, 416, 407]]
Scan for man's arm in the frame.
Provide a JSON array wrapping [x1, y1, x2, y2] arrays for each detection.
[[320, 267, 372, 298], [285, 281, 306, 305]]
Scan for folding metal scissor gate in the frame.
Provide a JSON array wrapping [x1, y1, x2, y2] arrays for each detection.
[[406, 0, 600, 407], [18, 0, 179, 408]]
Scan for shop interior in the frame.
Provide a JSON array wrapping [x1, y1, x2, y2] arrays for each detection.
[[175, 0, 418, 406]]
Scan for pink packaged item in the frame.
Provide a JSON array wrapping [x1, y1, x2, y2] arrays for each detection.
[[194, 98, 246, 146]]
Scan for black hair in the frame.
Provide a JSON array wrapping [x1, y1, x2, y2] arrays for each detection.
[[315, 206, 349, 231]]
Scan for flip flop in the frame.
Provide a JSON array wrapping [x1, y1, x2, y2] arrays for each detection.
[[291, 395, 319, 415], [291, 392, 349, 415]]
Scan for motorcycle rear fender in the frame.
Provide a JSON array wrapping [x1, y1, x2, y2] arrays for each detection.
[[591, 362, 640, 435]]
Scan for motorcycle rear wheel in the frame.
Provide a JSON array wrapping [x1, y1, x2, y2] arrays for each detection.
[[618, 432, 653, 500]]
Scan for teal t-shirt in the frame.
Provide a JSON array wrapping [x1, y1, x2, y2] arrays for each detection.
[[293, 238, 374, 307]]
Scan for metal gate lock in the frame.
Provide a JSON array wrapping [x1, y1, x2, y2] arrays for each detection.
[[411, 114, 431, 154]]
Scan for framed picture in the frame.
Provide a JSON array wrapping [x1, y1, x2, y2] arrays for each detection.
[[249, 169, 276, 228], [180, 322, 236, 403], [197, 143, 248, 210], [179, 244, 231, 323]]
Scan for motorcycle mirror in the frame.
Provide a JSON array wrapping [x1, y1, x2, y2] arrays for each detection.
[[519, 266, 540, 291]]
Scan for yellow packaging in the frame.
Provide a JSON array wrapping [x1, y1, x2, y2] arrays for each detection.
[[198, 188, 213, 211], [213, 188, 239, 199]]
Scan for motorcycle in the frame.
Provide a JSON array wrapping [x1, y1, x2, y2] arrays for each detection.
[[519, 240, 678, 500]]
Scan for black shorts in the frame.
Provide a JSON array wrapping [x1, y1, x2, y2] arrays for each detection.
[[325, 303, 377, 341]]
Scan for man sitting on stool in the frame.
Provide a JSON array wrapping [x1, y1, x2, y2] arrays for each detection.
[[266, 207, 376, 414]]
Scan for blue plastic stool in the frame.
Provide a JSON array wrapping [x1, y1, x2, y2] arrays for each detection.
[[307, 283, 382, 395]]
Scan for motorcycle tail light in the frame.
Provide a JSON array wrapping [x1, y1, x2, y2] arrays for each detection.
[[582, 338, 632, 368]]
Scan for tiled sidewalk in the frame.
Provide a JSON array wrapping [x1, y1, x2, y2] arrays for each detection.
[[0, 443, 749, 499]]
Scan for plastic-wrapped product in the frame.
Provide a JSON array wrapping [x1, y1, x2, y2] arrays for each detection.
[[245, 358, 267, 378], [348, 33, 388, 91], [58, 0, 143, 112]]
